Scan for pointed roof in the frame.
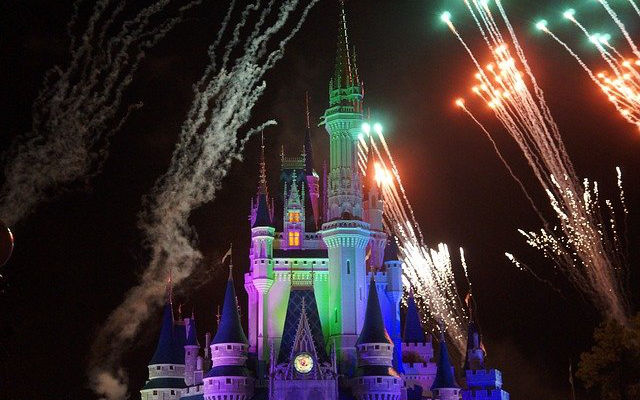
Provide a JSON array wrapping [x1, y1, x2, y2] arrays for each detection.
[[357, 276, 392, 345], [212, 269, 247, 344], [253, 135, 273, 228], [403, 292, 426, 343], [278, 288, 328, 363], [288, 300, 320, 364], [431, 331, 460, 390], [333, 0, 357, 89], [150, 302, 183, 364], [185, 314, 199, 347]]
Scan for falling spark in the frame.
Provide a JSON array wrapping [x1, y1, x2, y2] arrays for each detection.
[[0, 0, 199, 227], [88, 1, 319, 399], [538, 4, 640, 130], [446, 0, 630, 325], [361, 126, 469, 353]]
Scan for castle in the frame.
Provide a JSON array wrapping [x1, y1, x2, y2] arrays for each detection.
[[139, 2, 510, 399]]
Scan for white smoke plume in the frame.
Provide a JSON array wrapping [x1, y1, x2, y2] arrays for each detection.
[[0, 0, 199, 226], [88, 1, 319, 399]]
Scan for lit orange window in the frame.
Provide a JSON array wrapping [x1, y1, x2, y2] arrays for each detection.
[[288, 212, 300, 223], [288, 231, 300, 247]]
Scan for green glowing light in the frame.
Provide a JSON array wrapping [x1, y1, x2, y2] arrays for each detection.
[[589, 33, 601, 44], [600, 33, 611, 43], [563, 9, 575, 19], [441, 11, 452, 23], [535, 20, 548, 31], [373, 123, 383, 135], [361, 122, 371, 135]]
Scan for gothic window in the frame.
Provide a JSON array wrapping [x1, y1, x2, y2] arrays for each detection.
[[153, 391, 157, 396], [288, 231, 300, 247], [346, 260, 350, 274], [288, 211, 300, 223]]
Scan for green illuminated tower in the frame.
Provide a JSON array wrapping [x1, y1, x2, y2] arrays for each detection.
[[320, 0, 371, 375]]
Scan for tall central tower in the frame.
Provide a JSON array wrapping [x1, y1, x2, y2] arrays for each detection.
[[320, 0, 370, 376]]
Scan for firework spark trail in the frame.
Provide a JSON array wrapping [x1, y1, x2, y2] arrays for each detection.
[[0, 0, 199, 227], [446, 0, 630, 324], [538, 6, 640, 129], [88, 1, 319, 398], [358, 128, 468, 353]]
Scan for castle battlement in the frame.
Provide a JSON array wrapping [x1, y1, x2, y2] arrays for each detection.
[[465, 369, 503, 389], [462, 388, 510, 400]]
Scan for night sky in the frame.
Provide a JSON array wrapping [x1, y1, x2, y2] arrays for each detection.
[[1, 1, 639, 399]]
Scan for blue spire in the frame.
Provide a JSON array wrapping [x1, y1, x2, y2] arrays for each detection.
[[403, 292, 426, 343], [357, 276, 392, 345], [185, 312, 199, 346], [253, 193, 273, 228], [212, 269, 248, 345], [431, 331, 460, 390], [150, 302, 185, 365]]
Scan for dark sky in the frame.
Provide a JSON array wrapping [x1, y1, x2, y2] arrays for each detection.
[[1, 1, 639, 399]]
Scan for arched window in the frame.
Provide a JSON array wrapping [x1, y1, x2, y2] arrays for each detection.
[[346, 260, 350, 274]]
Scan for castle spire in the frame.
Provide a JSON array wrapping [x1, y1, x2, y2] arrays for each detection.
[[334, 0, 355, 89], [403, 291, 427, 344], [212, 268, 248, 345], [431, 329, 460, 391], [357, 275, 392, 346], [304, 92, 314, 175], [258, 130, 268, 196]]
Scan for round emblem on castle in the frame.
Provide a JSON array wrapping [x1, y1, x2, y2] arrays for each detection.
[[293, 352, 314, 374]]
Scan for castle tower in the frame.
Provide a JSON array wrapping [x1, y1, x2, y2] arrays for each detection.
[[351, 276, 403, 400], [246, 137, 276, 374], [140, 287, 187, 400], [320, 0, 371, 373], [431, 331, 461, 400], [322, 0, 364, 221], [204, 270, 255, 400], [379, 240, 404, 373], [461, 320, 510, 400], [184, 313, 203, 386], [402, 292, 437, 399]]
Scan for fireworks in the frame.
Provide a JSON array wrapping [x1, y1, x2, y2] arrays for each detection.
[[359, 122, 469, 354], [536, 2, 640, 130], [445, 1, 630, 324]]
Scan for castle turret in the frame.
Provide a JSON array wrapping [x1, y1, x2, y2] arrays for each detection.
[[402, 292, 436, 399], [320, 3, 371, 372], [184, 313, 202, 386], [204, 269, 254, 400], [462, 320, 510, 400], [140, 285, 186, 400], [351, 276, 403, 400], [431, 330, 460, 400], [247, 137, 276, 374]]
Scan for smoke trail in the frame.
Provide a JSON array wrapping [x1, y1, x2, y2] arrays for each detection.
[[445, 0, 631, 324], [88, 1, 319, 398], [0, 0, 199, 227]]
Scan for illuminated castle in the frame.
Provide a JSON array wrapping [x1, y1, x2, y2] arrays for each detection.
[[140, 2, 510, 399]]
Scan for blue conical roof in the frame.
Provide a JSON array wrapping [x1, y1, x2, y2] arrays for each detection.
[[431, 332, 459, 390], [403, 292, 426, 343], [212, 271, 248, 345], [150, 302, 185, 365], [185, 315, 199, 346], [357, 276, 392, 345], [253, 193, 273, 228]]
